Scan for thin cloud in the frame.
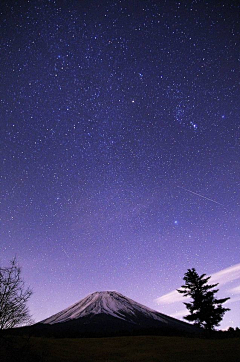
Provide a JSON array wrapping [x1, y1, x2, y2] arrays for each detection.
[[155, 290, 184, 305], [155, 263, 240, 305], [210, 264, 240, 285], [229, 285, 240, 294]]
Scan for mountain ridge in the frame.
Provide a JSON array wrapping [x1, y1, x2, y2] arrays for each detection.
[[32, 290, 202, 337], [41, 291, 169, 325], [5, 291, 202, 338]]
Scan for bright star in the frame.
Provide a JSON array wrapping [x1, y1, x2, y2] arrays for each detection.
[[190, 121, 198, 130]]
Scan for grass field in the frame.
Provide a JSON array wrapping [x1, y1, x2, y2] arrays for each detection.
[[1, 335, 240, 362]]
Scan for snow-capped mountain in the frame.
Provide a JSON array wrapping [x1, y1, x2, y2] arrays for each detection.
[[35, 291, 201, 337], [41, 291, 168, 325]]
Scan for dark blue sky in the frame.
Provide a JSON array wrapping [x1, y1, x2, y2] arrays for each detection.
[[1, 0, 240, 329]]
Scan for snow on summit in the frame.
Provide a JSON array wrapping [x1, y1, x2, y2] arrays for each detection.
[[41, 291, 168, 325]]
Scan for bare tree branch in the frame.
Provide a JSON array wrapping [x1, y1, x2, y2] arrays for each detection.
[[0, 258, 33, 330]]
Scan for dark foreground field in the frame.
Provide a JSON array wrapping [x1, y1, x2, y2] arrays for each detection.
[[1, 335, 240, 362]]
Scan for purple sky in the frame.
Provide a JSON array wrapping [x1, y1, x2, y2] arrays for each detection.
[[1, 0, 240, 330]]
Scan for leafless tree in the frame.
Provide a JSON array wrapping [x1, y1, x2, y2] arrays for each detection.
[[0, 258, 33, 329]]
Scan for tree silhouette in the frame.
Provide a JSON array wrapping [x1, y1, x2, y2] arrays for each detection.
[[177, 268, 230, 331], [0, 258, 33, 329]]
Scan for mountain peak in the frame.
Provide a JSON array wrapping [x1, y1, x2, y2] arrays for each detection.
[[40, 290, 201, 337], [41, 290, 164, 325]]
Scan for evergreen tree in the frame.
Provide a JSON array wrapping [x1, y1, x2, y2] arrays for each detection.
[[177, 268, 230, 331]]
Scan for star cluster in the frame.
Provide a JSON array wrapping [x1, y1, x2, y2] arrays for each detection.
[[1, 0, 240, 329]]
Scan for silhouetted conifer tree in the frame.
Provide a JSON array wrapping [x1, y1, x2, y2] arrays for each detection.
[[177, 268, 230, 331]]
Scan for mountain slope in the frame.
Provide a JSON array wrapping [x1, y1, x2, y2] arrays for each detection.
[[32, 291, 201, 337], [41, 291, 169, 325]]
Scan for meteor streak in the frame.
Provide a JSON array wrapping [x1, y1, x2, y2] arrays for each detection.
[[177, 186, 224, 206], [62, 247, 70, 258]]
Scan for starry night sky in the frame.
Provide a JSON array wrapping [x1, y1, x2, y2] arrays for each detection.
[[1, 0, 240, 329]]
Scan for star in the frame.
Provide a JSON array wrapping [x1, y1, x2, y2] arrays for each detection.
[[1, 0, 239, 330]]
